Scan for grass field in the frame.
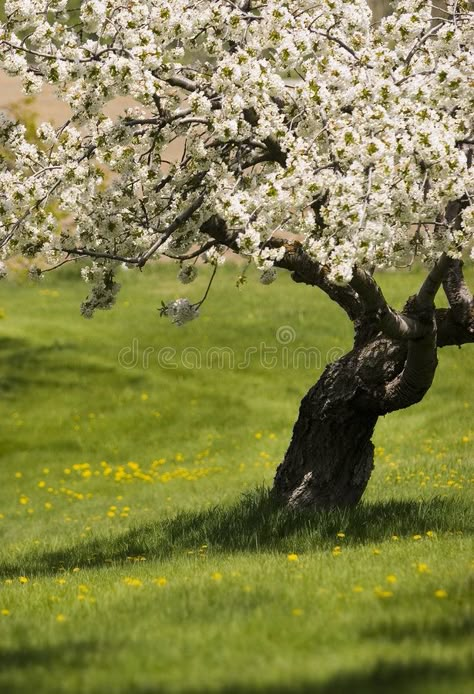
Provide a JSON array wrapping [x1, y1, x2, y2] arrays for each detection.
[[0, 262, 472, 694]]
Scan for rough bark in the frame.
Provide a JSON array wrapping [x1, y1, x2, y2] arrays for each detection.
[[273, 332, 409, 509]]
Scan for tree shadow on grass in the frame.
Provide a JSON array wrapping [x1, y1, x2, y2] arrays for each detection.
[[0, 337, 119, 395], [1, 489, 471, 577], [0, 641, 95, 670], [136, 660, 471, 694]]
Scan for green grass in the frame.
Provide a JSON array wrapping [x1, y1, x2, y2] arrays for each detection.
[[0, 262, 473, 694]]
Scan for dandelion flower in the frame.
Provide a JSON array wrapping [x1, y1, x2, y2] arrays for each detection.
[[416, 563, 430, 574], [123, 577, 142, 587], [1, 609, 10, 616], [153, 577, 167, 587], [56, 614, 66, 623], [386, 575, 397, 584], [336, 532, 345, 539], [211, 572, 223, 582], [374, 586, 393, 599], [434, 589, 448, 599], [287, 553, 298, 562], [292, 608, 303, 617], [412, 535, 422, 541], [19, 576, 28, 584]]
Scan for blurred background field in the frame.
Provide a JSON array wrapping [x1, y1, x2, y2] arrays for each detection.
[[0, 263, 472, 693]]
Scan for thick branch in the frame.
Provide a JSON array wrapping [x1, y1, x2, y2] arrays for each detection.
[[442, 259, 474, 324], [417, 253, 450, 307], [436, 307, 474, 347], [381, 326, 438, 413], [200, 216, 362, 320], [269, 239, 362, 320], [350, 267, 425, 340]]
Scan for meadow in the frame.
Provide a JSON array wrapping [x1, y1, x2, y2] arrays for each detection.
[[0, 262, 472, 693]]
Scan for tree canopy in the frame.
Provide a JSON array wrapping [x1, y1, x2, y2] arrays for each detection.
[[0, 0, 473, 326]]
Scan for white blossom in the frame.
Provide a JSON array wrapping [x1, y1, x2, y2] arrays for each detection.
[[178, 265, 198, 284], [0, 0, 471, 320], [163, 298, 199, 326]]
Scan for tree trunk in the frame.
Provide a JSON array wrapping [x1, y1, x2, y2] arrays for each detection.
[[273, 325, 437, 509]]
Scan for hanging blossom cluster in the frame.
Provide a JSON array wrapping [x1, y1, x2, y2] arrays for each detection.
[[0, 0, 473, 318]]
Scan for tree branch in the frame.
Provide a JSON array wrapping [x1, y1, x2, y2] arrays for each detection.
[[350, 267, 425, 340], [200, 216, 362, 321]]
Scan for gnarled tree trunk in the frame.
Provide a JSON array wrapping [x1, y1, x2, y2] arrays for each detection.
[[273, 331, 428, 508], [273, 259, 474, 510]]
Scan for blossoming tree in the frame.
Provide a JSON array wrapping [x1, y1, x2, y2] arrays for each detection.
[[1, 0, 473, 508]]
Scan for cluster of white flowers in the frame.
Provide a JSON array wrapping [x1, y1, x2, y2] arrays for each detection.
[[0, 0, 472, 312], [177, 264, 198, 284], [162, 298, 199, 326]]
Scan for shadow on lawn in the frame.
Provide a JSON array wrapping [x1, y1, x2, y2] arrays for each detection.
[[136, 659, 470, 694], [0, 490, 470, 577], [0, 335, 139, 398], [0, 655, 469, 694]]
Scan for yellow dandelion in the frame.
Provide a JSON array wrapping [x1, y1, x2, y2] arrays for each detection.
[[123, 577, 142, 587], [211, 572, 223, 582], [56, 578, 67, 585], [15, 472, 22, 479], [72, 567, 80, 573], [287, 553, 298, 562], [386, 575, 397, 584], [372, 549, 381, 555], [374, 586, 393, 599], [352, 586, 364, 593], [56, 614, 66, 623], [153, 577, 167, 587], [19, 576, 28, 584], [254, 432, 262, 439], [416, 563, 430, 574], [434, 589, 448, 599], [332, 546, 342, 557], [336, 532, 345, 538], [426, 531, 435, 538], [391, 535, 399, 541], [1, 609, 10, 616], [140, 393, 149, 401], [412, 534, 422, 541], [291, 608, 303, 617]]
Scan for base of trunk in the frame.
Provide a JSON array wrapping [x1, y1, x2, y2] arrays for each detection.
[[273, 355, 378, 509]]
